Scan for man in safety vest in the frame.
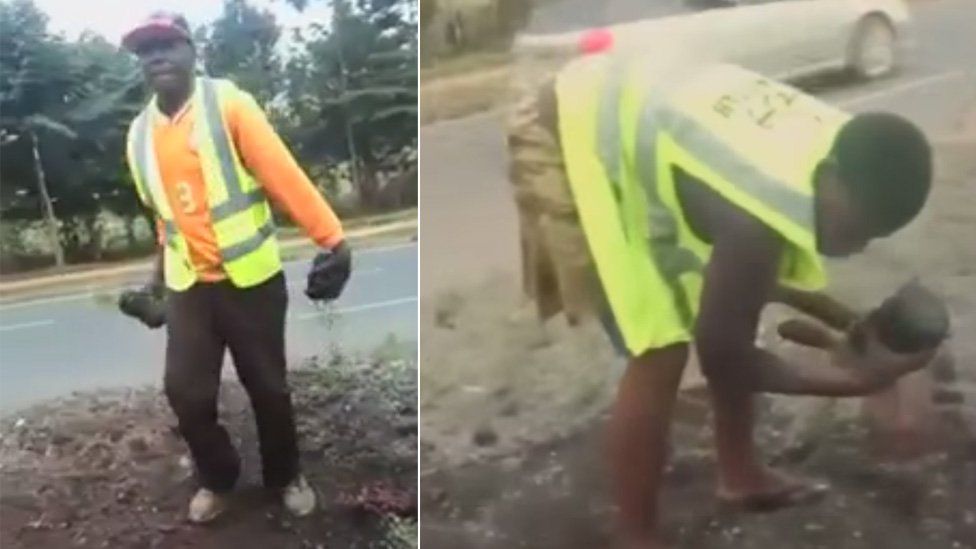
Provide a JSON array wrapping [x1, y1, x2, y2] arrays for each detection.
[[507, 51, 938, 547], [120, 13, 351, 523]]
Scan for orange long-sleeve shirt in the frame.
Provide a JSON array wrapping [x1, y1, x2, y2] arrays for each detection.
[[149, 85, 344, 281]]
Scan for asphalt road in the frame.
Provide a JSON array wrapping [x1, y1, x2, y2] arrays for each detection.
[[420, 0, 976, 297], [0, 242, 417, 413]]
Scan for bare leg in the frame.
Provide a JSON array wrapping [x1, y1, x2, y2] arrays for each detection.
[[709, 375, 827, 510], [710, 379, 763, 496], [697, 345, 834, 512], [608, 343, 688, 548], [706, 344, 933, 511]]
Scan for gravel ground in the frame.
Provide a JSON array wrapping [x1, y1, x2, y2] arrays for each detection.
[[0, 345, 418, 549]]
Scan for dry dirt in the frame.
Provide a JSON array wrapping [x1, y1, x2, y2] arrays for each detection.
[[419, 66, 514, 125], [418, 131, 976, 547], [0, 349, 418, 549]]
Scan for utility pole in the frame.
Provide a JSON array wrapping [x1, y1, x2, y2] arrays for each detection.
[[333, 0, 361, 193], [29, 129, 65, 267]]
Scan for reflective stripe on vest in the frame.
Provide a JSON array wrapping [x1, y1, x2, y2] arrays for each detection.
[[557, 57, 679, 354], [130, 108, 183, 257], [634, 91, 703, 329], [658, 65, 849, 252], [558, 58, 841, 354], [128, 77, 280, 289], [625, 81, 826, 327], [198, 79, 266, 224], [596, 64, 704, 328], [596, 58, 628, 240], [133, 78, 274, 262]]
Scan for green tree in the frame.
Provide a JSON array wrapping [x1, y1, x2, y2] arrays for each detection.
[[200, 0, 283, 106], [1, 0, 417, 273], [1, 0, 145, 265], [279, 0, 417, 210], [1, 0, 76, 265]]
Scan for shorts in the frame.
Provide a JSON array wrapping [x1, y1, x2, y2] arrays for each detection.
[[506, 82, 602, 326], [507, 82, 633, 357]]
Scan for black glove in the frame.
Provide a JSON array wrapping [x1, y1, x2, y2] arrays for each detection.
[[118, 283, 167, 329], [305, 240, 352, 301]]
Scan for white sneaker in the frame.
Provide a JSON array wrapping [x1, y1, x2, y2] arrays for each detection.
[[283, 475, 316, 517], [188, 488, 227, 523]]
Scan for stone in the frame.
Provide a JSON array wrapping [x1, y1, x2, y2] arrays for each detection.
[[396, 419, 417, 437], [127, 437, 149, 454], [472, 425, 498, 447], [51, 433, 74, 446], [499, 401, 520, 417]]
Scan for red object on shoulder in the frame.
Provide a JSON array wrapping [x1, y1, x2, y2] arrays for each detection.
[[578, 28, 614, 55]]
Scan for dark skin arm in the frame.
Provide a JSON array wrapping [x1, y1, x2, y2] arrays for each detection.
[[770, 285, 859, 331], [694, 203, 778, 389], [695, 202, 892, 396], [150, 246, 164, 289], [146, 217, 164, 293]]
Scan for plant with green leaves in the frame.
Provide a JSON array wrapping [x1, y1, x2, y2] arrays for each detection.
[[1, 0, 145, 266]]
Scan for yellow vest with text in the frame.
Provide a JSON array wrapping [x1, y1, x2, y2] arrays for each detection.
[[555, 57, 851, 355], [125, 77, 282, 292]]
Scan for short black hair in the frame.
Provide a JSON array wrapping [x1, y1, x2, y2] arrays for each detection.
[[831, 112, 932, 236]]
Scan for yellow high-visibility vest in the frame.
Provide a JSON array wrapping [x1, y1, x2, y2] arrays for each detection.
[[125, 77, 282, 291], [555, 56, 851, 355]]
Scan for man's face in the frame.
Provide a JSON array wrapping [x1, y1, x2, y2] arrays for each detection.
[[134, 37, 195, 95], [815, 163, 872, 258]]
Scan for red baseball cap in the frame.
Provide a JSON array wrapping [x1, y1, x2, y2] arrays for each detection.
[[122, 12, 192, 52]]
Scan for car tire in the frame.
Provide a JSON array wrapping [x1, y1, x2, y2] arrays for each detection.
[[849, 15, 898, 80]]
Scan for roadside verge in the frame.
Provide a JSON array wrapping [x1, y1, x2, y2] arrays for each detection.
[[420, 64, 513, 125], [0, 217, 417, 306]]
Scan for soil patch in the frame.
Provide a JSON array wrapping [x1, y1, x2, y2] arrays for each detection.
[[0, 353, 418, 549], [419, 138, 976, 548]]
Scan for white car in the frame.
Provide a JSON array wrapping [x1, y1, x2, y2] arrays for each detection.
[[514, 0, 914, 82]]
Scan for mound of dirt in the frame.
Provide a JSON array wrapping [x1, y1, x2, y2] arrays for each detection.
[[419, 276, 618, 469], [420, 275, 976, 548], [422, 389, 975, 548], [419, 136, 976, 548], [0, 353, 417, 549]]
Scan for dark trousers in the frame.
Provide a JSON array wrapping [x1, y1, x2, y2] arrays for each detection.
[[164, 272, 299, 492]]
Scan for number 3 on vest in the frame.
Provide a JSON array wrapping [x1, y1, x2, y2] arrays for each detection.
[[176, 181, 196, 214]]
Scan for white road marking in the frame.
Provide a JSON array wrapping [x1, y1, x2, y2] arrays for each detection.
[[0, 320, 55, 333], [0, 293, 95, 312], [296, 296, 418, 320], [838, 70, 968, 108], [356, 242, 416, 256]]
